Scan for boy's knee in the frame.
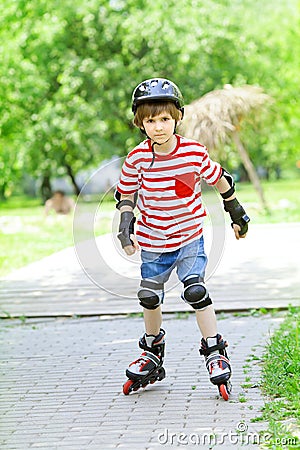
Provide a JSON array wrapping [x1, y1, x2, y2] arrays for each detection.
[[181, 276, 212, 310], [138, 279, 164, 310]]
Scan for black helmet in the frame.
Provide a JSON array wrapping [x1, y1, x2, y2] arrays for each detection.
[[132, 78, 184, 114]]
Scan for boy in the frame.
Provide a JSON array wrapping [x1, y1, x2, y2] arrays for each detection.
[[115, 78, 249, 399]]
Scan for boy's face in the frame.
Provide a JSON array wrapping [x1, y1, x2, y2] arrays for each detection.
[[142, 111, 176, 144]]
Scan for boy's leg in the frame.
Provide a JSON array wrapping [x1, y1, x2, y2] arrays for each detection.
[[123, 250, 176, 388], [177, 239, 232, 396], [197, 305, 231, 397], [138, 248, 175, 349], [125, 305, 166, 386], [195, 305, 217, 338], [143, 306, 163, 335], [176, 239, 218, 337]]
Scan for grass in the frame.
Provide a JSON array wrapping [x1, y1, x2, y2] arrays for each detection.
[[0, 177, 300, 277], [235, 178, 300, 224], [0, 195, 114, 277], [0, 206, 72, 276], [258, 307, 300, 448]]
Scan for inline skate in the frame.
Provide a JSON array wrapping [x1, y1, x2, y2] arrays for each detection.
[[200, 334, 232, 401], [123, 329, 166, 395]]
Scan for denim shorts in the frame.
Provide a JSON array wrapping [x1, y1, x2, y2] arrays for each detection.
[[140, 237, 208, 285]]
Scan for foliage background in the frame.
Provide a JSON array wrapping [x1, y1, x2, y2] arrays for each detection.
[[0, 0, 299, 198]]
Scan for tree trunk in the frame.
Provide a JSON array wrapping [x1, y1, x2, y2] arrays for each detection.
[[0, 182, 7, 200], [64, 163, 81, 196], [232, 130, 270, 213], [40, 174, 52, 203]]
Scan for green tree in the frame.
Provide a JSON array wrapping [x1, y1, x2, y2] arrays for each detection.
[[0, 0, 299, 198]]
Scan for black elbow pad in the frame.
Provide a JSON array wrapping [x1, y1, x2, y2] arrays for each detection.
[[220, 168, 235, 199]]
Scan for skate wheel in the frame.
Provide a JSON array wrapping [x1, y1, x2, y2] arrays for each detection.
[[159, 372, 166, 381], [123, 379, 134, 395], [219, 384, 230, 401]]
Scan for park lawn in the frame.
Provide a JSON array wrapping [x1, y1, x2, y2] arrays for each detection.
[[0, 199, 113, 277], [258, 307, 300, 448], [0, 178, 300, 277], [0, 210, 74, 276], [236, 178, 300, 224], [201, 178, 300, 225]]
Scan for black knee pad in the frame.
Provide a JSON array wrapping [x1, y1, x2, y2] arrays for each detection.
[[138, 280, 164, 310], [182, 276, 212, 310]]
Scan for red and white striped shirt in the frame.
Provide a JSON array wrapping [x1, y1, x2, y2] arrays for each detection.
[[117, 134, 222, 252]]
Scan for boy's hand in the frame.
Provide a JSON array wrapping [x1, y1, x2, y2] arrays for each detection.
[[123, 234, 140, 255], [232, 224, 247, 240], [223, 198, 250, 239]]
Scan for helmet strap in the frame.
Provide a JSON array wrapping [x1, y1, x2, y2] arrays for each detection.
[[142, 121, 178, 170], [148, 143, 156, 169]]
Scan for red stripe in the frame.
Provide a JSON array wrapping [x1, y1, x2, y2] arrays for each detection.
[[142, 175, 175, 183], [117, 187, 138, 195], [214, 166, 223, 183], [137, 228, 203, 249], [130, 151, 208, 167], [142, 161, 202, 173], [140, 217, 202, 233], [141, 185, 174, 192], [124, 159, 136, 170], [177, 151, 206, 158], [177, 222, 202, 235], [179, 141, 206, 149], [205, 164, 218, 180], [127, 147, 209, 170], [142, 171, 198, 183], [140, 214, 203, 231], [140, 193, 201, 211], [200, 162, 211, 175], [119, 179, 138, 187], [203, 164, 222, 184], [141, 204, 205, 222], [142, 191, 202, 203], [121, 168, 138, 178], [128, 145, 149, 158], [176, 150, 206, 158], [129, 157, 153, 166], [136, 230, 164, 241]]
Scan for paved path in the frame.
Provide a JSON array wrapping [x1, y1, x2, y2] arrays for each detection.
[[0, 222, 298, 449], [1, 223, 299, 318], [0, 313, 282, 449]]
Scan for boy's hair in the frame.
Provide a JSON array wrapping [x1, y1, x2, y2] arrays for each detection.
[[133, 101, 182, 128]]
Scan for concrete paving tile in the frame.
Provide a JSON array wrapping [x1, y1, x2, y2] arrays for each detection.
[[0, 241, 291, 450]]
